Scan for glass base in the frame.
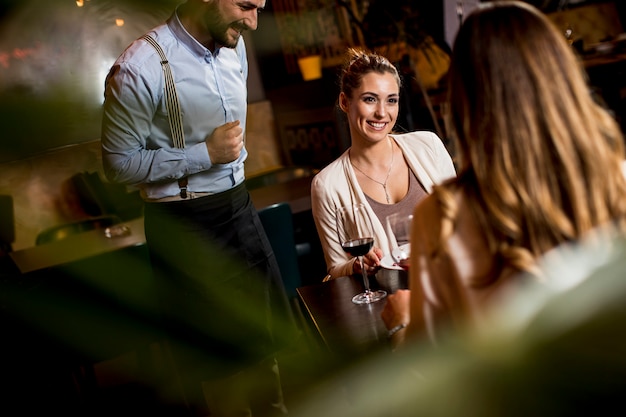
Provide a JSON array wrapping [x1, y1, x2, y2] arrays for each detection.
[[352, 289, 387, 305]]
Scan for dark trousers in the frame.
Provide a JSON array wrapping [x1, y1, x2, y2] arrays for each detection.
[[144, 184, 294, 416]]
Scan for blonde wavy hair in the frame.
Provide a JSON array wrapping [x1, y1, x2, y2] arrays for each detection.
[[439, 1, 626, 283]]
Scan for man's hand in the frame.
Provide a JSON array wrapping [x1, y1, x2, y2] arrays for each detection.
[[206, 120, 244, 164]]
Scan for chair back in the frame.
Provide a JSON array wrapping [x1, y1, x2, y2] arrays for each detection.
[[257, 202, 302, 299]]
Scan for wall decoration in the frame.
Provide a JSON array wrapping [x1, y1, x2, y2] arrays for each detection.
[[272, 0, 352, 74]]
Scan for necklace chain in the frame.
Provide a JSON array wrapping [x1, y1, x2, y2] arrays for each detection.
[[351, 139, 395, 204]]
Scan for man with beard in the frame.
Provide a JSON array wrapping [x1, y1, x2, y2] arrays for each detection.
[[101, 1, 295, 415]]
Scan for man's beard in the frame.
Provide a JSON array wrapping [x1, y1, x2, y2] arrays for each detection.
[[204, 3, 243, 48]]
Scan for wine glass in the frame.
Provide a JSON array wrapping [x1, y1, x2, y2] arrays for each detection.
[[336, 204, 387, 304], [386, 213, 413, 271]]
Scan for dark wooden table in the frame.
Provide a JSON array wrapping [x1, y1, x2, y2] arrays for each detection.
[[9, 217, 147, 274], [297, 269, 408, 357]]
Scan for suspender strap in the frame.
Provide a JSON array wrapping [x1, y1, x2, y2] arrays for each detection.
[[142, 34, 188, 198]]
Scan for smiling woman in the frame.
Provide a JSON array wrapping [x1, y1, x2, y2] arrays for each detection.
[[310, 48, 456, 280]]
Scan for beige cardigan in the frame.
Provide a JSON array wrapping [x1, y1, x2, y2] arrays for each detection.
[[310, 131, 457, 279]]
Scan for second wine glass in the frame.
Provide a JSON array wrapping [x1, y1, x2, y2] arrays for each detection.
[[336, 204, 387, 304], [386, 212, 413, 271]]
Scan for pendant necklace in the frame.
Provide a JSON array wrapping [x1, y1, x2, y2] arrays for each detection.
[[351, 138, 395, 204]]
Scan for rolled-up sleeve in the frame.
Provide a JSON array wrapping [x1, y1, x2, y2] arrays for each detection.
[[101, 59, 212, 186]]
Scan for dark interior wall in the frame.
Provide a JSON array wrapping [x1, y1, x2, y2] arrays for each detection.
[[0, 0, 183, 163], [514, 0, 626, 18], [523, 0, 611, 12], [253, 1, 297, 92], [614, 1, 626, 25]]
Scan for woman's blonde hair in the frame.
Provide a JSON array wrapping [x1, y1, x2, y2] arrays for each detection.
[[440, 1, 626, 282]]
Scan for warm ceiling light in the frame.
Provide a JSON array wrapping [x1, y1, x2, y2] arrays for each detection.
[[115, 18, 125, 27], [76, 0, 84, 6]]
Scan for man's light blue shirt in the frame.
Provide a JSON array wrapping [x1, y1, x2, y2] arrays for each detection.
[[101, 9, 248, 200]]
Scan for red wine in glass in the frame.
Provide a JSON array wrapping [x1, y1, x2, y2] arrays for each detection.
[[342, 237, 374, 257]]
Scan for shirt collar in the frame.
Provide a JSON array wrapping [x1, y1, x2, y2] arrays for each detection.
[[167, 7, 221, 59]]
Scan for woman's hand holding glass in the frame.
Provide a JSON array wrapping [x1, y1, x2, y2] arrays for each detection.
[[337, 204, 387, 304], [353, 246, 384, 275]]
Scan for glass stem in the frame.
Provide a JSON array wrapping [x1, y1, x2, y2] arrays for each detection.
[[359, 256, 372, 293]]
